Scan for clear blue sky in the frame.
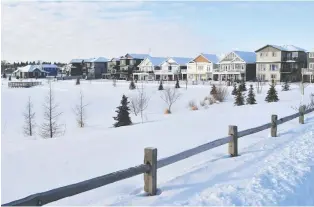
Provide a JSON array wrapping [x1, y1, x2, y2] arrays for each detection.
[[2, 1, 314, 62]]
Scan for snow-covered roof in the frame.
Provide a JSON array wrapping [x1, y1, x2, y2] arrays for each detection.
[[15, 65, 48, 73], [201, 53, 219, 64], [125, 54, 150, 59], [70, 59, 84, 63], [233, 51, 256, 63], [147, 57, 167, 66], [90, 57, 109, 63], [256, 44, 307, 52], [172, 57, 193, 65]]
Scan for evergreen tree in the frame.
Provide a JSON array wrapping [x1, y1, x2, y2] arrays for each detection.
[[129, 80, 136, 90], [234, 87, 245, 106], [113, 95, 132, 127], [3, 73, 7, 79], [8, 75, 11, 81], [210, 84, 217, 95], [231, 83, 237, 95], [76, 77, 80, 85], [246, 84, 256, 104], [158, 80, 164, 90], [175, 77, 180, 88], [282, 80, 290, 91], [265, 81, 279, 102]]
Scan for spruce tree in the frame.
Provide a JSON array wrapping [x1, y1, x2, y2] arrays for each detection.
[[234, 87, 245, 106], [282, 80, 290, 91], [265, 81, 279, 102], [242, 81, 247, 91], [113, 95, 132, 127], [129, 80, 136, 90], [175, 77, 180, 88], [76, 77, 80, 85], [158, 80, 164, 90], [8, 75, 11, 81], [3, 73, 6, 78], [246, 84, 256, 105], [231, 83, 237, 95], [210, 84, 217, 95]]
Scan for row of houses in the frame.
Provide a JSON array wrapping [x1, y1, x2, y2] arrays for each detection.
[[67, 44, 314, 82]]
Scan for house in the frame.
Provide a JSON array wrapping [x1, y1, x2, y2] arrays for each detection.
[[41, 64, 58, 76], [69, 59, 85, 76], [302, 51, 314, 82], [134, 56, 167, 81], [83, 57, 109, 79], [255, 45, 307, 82], [118, 53, 150, 80], [214, 51, 256, 82], [104, 58, 120, 79], [187, 53, 219, 82], [149, 57, 192, 81], [13, 65, 48, 78]]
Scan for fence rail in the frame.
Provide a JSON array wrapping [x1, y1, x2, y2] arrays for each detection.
[[2, 107, 314, 206], [8, 81, 42, 88]]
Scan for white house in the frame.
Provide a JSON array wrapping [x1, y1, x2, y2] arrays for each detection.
[[187, 53, 219, 81], [214, 51, 256, 82], [135, 56, 167, 81], [13, 65, 48, 78], [154, 57, 191, 81]]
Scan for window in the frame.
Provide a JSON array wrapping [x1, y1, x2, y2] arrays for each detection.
[[310, 63, 314, 69], [260, 53, 263, 57], [207, 65, 211, 71], [309, 52, 314, 58], [198, 66, 204, 70], [265, 52, 268, 57], [271, 74, 277, 79], [271, 64, 278, 71], [272, 52, 276, 57]]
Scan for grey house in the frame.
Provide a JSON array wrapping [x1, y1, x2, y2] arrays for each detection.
[[303, 51, 314, 82], [104, 58, 120, 79], [255, 45, 307, 82], [118, 53, 150, 80], [84, 57, 109, 79]]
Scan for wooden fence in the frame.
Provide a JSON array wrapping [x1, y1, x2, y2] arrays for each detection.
[[2, 107, 314, 206], [8, 82, 42, 88]]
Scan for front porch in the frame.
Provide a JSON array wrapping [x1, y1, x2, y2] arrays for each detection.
[[213, 73, 245, 82]]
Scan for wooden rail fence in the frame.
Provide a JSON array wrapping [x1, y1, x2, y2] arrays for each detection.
[[8, 82, 42, 88], [2, 106, 314, 206]]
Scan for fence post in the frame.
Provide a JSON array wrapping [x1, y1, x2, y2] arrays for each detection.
[[299, 105, 305, 124], [144, 147, 157, 196], [228, 125, 238, 157], [271, 114, 278, 137]]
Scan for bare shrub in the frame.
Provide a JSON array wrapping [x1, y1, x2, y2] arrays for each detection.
[[199, 100, 206, 107], [188, 100, 197, 108], [213, 85, 228, 102], [23, 96, 36, 136], [113, 78, 117, 87], [129, 83, 150, 123], [160, 88, 181, 114], [208, 96, 216, 105]]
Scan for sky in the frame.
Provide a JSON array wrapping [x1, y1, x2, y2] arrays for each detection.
[[1, 1, 314, 63]]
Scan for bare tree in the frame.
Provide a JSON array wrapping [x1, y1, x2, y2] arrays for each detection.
[[113, 78, 117, 87], [256, 78, 263, 94], [160, 88, 181, 113], [129, 83, 150, 123], [292, 93, 314, 112], [23, 96, 36, 136], [40, 82, 63, 138], [73, 90, 89, 127]]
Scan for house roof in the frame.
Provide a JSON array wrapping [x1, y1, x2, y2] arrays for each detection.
[[90, 57, 109, 63], [233, 51, 256, 63], [15, 65, 48, 73], [171, 57, 193, 65], [200, 53, 219, 64], [42, 64, 58, 68], [70, 59, 84, 63], [125, 53, 150, 59], [256, 44, 307, 52], [147, 57, 167, 66]]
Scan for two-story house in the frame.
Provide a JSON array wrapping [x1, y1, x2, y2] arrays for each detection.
[[135, 56, 167, 81], [69, 59, 85, 76], [154, 57, 192, 81], [302, 51, 314, 83], [187, 53, 219, 82], [118, 53, 150, 80], [214, 51, 256, 82], [83, 57, 109, 79], [255, 45, 307, 82]]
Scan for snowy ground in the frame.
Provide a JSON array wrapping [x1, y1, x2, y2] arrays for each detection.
[[1, 78, 314, 205]]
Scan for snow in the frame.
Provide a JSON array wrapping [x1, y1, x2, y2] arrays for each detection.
[[1, 78, 314, 205]]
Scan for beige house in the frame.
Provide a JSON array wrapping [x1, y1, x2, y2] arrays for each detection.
[[255, 45, 307, 82], [187, 53, 219, 81]]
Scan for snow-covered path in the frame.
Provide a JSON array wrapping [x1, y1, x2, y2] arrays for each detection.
[[111, 117, 314, 206]]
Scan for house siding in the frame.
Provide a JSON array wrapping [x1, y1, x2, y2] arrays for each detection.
[[245, 63, 256, 81]]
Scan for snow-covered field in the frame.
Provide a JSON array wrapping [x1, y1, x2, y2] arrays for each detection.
[[1, 79, 314, 205]]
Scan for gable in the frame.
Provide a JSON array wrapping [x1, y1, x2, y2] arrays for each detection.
[[194, 55, 210, 63], [232, 57, 244, 63], [256, 45, 281, 53], [220, 52, 236, 62]]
